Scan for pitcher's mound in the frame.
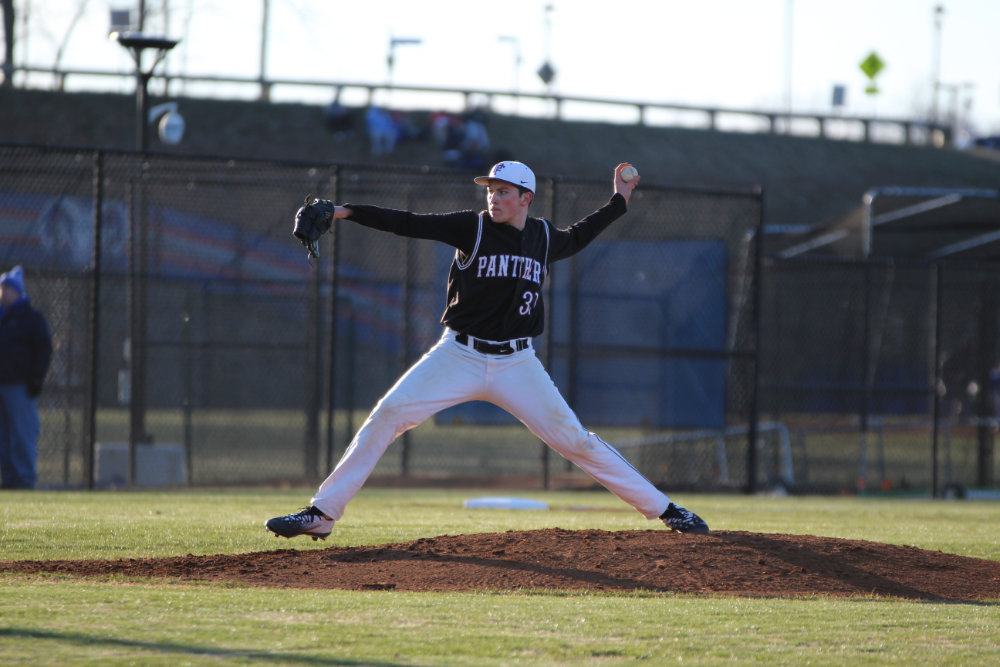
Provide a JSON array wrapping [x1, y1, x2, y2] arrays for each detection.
[[5, 528, 999, 600]]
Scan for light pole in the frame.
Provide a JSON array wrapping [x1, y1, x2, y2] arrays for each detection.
[[111, 31, 178, 485], [259, 0, 271, 101], [538, 3, 556, 90], [938, 81, 974, 141], [783, 0, 794, 133], [537, 3, 557, 117], [498, 35, 522, 95], [386, 36, 422, 100], [931, 4, 945, 125]]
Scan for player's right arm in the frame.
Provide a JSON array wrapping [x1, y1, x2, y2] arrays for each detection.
[[548, 164, 639, 260], [613, 163, 640, 203]]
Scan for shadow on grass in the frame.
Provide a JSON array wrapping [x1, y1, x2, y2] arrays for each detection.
[[0, 627, 419, 666]]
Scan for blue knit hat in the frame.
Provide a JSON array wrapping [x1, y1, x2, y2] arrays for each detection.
[[0, 265, 26, 297]]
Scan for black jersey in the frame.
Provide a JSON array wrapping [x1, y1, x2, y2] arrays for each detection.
[[344, 193, 628, 340]]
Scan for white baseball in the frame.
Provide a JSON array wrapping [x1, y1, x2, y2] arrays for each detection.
[[621, 165, 638, 182]]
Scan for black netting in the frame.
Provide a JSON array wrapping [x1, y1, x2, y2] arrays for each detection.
[[760, 258, 1000, 493]]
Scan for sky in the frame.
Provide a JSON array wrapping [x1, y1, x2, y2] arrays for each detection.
[[9, 0, 1000, 135]]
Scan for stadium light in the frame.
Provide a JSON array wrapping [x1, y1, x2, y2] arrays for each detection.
[[110, 31, 179, 151], [148, 102, 185, 145], [386, 37, 423, 87]]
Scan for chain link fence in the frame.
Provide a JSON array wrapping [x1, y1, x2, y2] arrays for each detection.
[[4, 144, 998, 496], [1, 145, 764, 491], [760, 257, 1000, 494]]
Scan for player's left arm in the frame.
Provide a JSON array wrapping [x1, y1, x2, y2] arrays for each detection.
[[341, 205, 477, 249], [293, 198, 479, 259]]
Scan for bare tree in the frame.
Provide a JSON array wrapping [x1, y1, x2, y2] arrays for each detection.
[[52, 0, 90, 86]]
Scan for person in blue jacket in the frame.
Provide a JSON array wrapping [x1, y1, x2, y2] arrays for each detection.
[[0, 266, 53, 489]]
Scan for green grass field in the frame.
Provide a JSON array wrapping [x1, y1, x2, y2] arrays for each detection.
[[2, 489, 999, 665]]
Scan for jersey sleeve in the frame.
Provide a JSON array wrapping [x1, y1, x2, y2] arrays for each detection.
[[343, 204, 479, 252], [547, 193, 628, 261]]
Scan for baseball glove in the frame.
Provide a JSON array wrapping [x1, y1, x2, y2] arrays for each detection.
[[293, 197, 336, 259]]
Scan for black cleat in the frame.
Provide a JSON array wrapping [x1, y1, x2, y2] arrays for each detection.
[[660, 503, 710, 534], [265, 506, 334, 541]]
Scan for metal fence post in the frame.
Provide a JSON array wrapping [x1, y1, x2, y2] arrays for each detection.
[[931, 263, 943, 498], [305, 175, 331, 478], [746, 187, 764, 494], [182, 289, 194, 484], [305, 248, 322, 476], [401, 234, 414, 477], [976, 278, 997, 487], [325, 166, 342, 474], [541, 177, 558, 490], [858, 262, 873, 494], [85, 149, 104, 490]]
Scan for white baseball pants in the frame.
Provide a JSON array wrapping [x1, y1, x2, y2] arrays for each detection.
[[311, 328, 671, 521]]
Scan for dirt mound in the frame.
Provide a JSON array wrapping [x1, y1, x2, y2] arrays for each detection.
[[4, 529, 999, 600]]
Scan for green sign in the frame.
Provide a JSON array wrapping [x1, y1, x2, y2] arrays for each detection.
[[859, 51, 885, 81]]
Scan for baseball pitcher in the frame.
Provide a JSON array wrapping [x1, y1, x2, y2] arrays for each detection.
[[267, 161, 709, 539]]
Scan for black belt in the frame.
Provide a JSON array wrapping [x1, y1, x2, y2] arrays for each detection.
[[455, 333, 529, 355]]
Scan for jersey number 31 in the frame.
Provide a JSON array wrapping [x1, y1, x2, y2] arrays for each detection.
[[519, 290, 539, 316]]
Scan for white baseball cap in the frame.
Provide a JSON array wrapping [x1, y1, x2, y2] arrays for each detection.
[[474, 161, 536, 194]]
